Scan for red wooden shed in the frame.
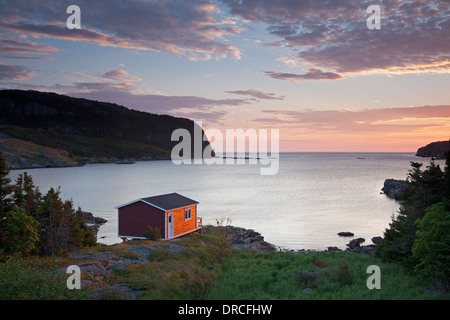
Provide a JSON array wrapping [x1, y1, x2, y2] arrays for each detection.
[[115, 193, 202, 240]]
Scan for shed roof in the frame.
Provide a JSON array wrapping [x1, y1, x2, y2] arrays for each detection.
[[140, 193, 198, 211]]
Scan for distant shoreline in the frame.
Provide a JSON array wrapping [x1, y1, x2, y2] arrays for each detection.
[[8, 152, 427, 171]]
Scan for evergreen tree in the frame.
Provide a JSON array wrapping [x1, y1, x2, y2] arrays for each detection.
[[70, 208, 97, 248], [12, 172, 42, 218], [0, 153, 12, 213], [413, 202, 450, 293], [0, 208, 40, 256], [376, 159, 446, 267], [0, 153, 97, 256], [39, 187, 66, 255], [38, 188, 96, 255], [444, 151, 450, 206]]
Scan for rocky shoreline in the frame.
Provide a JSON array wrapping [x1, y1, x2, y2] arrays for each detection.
[[65, 225, 383, 299], [218, 226, 382, 255]]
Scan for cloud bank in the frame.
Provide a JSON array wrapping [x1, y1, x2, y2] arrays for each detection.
[[0, 0, 242, 61], [221, 0, 450, 79]]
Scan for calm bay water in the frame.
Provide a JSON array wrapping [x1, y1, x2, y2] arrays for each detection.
[[9, 153, 444, 250]]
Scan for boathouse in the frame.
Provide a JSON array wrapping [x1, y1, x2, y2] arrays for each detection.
[[115, 193, 202, 240]]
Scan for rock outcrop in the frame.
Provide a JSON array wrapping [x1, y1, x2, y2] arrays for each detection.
[[381, 179, 408, 200], [221, 226, 277, 252], [338, 232, 354, 237], [416, 140, 450, 160]]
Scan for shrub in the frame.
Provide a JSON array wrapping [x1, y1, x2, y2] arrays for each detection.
[[205, 218, 232, 264], [327, 261, 355, 286], [144, 225, 161, 241]]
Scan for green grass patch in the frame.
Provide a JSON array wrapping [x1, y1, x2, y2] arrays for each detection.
[[0, 255, 91, 300], [0, 227, 444, 300], [210, 250, 441, 300]]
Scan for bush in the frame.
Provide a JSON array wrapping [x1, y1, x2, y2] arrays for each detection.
[[205, 218, 232, 264], [413, 202, 450, 292], [144, 225, 161, 241], [327, 261, 355, 286]]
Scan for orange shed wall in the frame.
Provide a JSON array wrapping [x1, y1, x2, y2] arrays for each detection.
[[167, 204, 197, 238]]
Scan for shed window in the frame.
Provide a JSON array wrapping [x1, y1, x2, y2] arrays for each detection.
[[184, 208, 192, 220]]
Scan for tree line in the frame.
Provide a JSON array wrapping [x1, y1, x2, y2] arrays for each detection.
[[0, 153, 96, 258], [376, 151, 450, 294]]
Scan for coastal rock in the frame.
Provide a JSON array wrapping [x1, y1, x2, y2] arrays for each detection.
[[371, 236, 383, 245], [381, 179, 408, 200], [82, 211, 108, 225], [327, 246, 342, 252], [338, 232, 354, 237], [220, 226, 277, 252], [346, 238, 365, 249]]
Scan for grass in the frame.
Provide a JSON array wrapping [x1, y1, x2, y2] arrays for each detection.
[[210, 250, 441, 300], [0, 227, 444, 300]]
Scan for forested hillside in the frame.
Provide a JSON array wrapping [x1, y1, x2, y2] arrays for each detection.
[[0, 90, 211, 168]]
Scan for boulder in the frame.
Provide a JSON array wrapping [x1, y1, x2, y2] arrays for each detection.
[[371, 236, 383, 245], [346, 238, 365, 249], [338, 232, 354, 237], [296, 270, 317, 284], [327, 246, 342, 252], [381, 179, 408, 200]]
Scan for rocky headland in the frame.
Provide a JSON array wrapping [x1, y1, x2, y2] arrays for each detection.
[[0, 89, 213, 170], [416, 140, 450, 160]]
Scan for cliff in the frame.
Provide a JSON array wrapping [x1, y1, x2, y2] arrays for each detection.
[[0, 90, 213, 169], [415, 140, 450, 160]]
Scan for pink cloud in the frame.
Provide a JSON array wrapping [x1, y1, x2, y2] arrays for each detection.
[[254, 105, 450, 134], [221, 0, 450, 76], [0, 64, 35, 82], [102, 70, 142, 82]]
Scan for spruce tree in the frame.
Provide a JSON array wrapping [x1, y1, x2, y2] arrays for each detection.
[[0, 153, 12, 213], [376, 159, 446, 267]]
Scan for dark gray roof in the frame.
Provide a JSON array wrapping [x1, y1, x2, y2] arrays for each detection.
[[141, 193, 198, 210]]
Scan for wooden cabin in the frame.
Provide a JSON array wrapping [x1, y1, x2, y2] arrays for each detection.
[[116, 193, 202, 240]]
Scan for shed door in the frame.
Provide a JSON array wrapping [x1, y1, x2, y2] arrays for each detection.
[[168, 213, 174, 238]]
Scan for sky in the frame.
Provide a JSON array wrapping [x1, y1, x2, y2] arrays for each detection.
[[0, 0, 449, 152]]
